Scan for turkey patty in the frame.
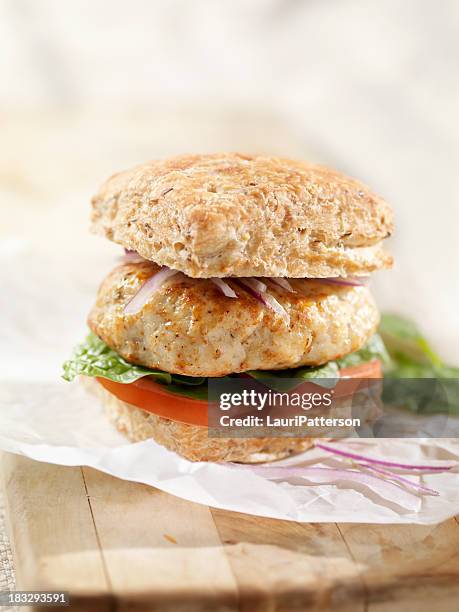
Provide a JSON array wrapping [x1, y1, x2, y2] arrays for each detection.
[[88, 263, 379, 377]]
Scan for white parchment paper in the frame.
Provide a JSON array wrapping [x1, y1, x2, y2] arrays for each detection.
[[1, 242, 458, 524]]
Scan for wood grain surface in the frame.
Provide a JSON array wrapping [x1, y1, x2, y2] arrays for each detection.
[[1, 453, 459, 612]]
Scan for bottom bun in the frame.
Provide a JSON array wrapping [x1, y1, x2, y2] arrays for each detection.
[[85, 377, 314, 463]]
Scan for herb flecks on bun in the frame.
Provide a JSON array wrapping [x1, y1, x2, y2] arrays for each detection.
[[91, 153, 393, 279]]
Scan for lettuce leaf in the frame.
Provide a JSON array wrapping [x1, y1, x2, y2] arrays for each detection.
[[379, 313, 457, 378], [62, 331, 389, 399], [245, 361, 340, 390], [246, 361, 339, 382], [245, 334, 388, 390], [247, 334, 387, 382], [62, 332, 208, 399], [379, 313, 459, 415], [62, 332, 166, 384], [63, 318, 459, 413], [336, 333, 390, 369]]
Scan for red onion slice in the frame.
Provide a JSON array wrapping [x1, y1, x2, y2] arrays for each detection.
[[262, 292, 289, 318], [319, 277, 367, 287], [230, 465, 421, 510], [119, 253, 149, 264], [124, 266, 180, 315], [359, 464, 439, 496], [267, 278, 296, 293], [234, 279, 289, 319], [241, 278, 267, 293], [232, 279, 265, 304], [316, 442, 456, 472], [119, 248, 149, 264], [210, 278, 237, 298]]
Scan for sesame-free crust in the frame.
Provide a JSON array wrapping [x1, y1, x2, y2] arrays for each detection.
[[91, 153, 393, 278]]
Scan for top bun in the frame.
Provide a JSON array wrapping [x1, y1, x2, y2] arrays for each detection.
[[91, 153, 393, 278]]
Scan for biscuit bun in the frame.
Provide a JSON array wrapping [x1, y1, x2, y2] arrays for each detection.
[[87, 377, 313, 463], [91, 153, 393, 278]]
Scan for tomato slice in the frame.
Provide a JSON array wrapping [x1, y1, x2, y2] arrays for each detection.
[[96, 359, 382, 427], [339, 359, 381, 379], [97, 376, 210, 427]]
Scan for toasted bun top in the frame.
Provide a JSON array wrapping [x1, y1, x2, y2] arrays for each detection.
[[91, 153, 393, 278]]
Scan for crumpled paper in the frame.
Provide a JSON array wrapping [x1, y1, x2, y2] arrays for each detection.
[[1, 241, 458, 524]]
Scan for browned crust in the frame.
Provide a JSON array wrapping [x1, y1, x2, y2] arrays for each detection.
[[86, 377, 313, 463], [87, 262, 380, 377], [91, 153, 393, 278]]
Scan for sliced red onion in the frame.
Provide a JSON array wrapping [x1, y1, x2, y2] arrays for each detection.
[[119, 248, 149, 264], [319, 277, 367, 287], [315, 442, 456, 472], [234, 279, 289, 319], [119, 253, 148, 264], [262, 292, 289, 318], [210, 278, 237, 298], [359, 464, 439, 496], [230, 465, 421, 510], [267, 278, 296, 293], [241, 278, 267, 293], [124, 266, 179, 315], [233, 279, 269, 305]]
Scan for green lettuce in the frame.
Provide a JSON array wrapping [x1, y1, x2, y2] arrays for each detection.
[[63, 331, 388, 397], [62, 332, 208, 400], [379, 313, 458, 378], [245, 361, 340, 390], [63, 318, 459, 412], [336, 333, 390, 369], [245, 334, 388, 390], [379, 313, 459, 415]]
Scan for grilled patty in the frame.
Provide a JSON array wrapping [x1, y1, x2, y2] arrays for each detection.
[[88, 262, 379, 377]]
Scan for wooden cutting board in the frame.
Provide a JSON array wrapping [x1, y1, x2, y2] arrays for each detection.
[[1, 453, 459, 612]]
